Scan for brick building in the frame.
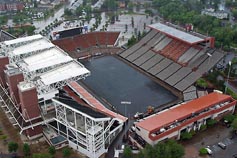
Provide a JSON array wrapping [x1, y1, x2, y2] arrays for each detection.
[[0, 0, 24, 12]]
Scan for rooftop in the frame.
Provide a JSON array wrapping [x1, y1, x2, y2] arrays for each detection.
[[148, 23, 205, 44], [40, 61, 89, 86], [54, 97, 108, 118], [12, 38, 54, 56], [21, 47, 72, 72], [5, 67, 22, 76], [18, 81, 35, 92], [3, 34, 43, 46], [136, 92, 232, 132]]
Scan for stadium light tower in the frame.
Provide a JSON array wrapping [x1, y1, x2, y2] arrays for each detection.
[[225, 61, 232, 94]]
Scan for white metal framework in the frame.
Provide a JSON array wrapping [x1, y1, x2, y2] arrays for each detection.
[[0, 84, 44, 134], [0, 34, 90, 98], [53, 99, 124, 158]]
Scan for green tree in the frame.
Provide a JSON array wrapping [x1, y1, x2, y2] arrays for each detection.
[[131, 17, 134, 28], [180, 131, 193, 140], [196, 78, 208, 88], [143, 144, 156, 158], [0, 15, 8, 25], [23, 143, 30, 156], [224, 114, 236, 123], [123, 146, 132, 158], [199, 148, 208, 155], [127, 2, 134, 12], [142, 140, 184, 158], [207, 119, 217, 127], [48, 146, 56, 156], [8, 141, 18, 153], [64, 8, 72, 16], [127, 35, 137, 47], [166, 140, 184, 158], [231, 118, 237, 132], [62, 147, 71, 158], [101, 0, 118, 11]]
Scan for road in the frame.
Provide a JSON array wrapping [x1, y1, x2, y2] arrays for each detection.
[[33, 0, 82, 33]]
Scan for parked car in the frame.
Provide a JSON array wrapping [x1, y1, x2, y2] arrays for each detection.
[[205, 146, 213, 155], [218, 142, 227, 149], [233, 154, 237, 158]]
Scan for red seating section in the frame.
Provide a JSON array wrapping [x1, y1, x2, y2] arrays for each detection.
[[52, 32, 120, 52], [158, 39, 191, 62]]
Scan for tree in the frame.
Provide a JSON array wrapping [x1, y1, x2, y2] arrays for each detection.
[[8, 142, 18, 153], [125, 24, 128, 32], [196, 78, 208, 88], [127, 35, 137, 47], [64, 8, 72, 16], [62, 147, 71, 158], [123, 146, 132, 158], [224, 114, 236, 123], [131, 17, 134, 28], [231, 118, 237, 132], [128, 2, 134, 12], [207, 119, 217, 127], [0, 15, 8, 25], [48, 146, 56, 156], [23, 143, 30, 156], [142, 140, 184, 158]]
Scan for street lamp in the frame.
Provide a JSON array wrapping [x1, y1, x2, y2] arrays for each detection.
[[207, 53, 212, 67], [225, 61, 232, 94], [121, 101, 131, 117]]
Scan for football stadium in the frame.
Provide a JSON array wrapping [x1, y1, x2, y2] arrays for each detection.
[[0, 22, 231, 158]]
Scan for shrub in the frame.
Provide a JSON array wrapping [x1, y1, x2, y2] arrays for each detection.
[[23, 143, 31, 156], [224, 114, 236, 123], [226, 88, 237, 100], [200, 124, 207, 131], [199, 148, 208, 155], [207, 119, 217, 127], [8, 141, 18, 153], [62, 147, 71, 158], [180, 131, 192, 140], [190, 129, 196, 136], [0, 135, 7, 140], [48, 146, 56, 155]]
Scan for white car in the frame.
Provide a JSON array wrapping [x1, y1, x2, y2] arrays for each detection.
[[205, 146, 213, 155]]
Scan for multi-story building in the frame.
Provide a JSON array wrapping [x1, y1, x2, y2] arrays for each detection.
[[134, 92, 236, 145], [0, 0, 24, 12]]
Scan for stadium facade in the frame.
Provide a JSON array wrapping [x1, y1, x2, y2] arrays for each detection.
[[0, 34, 126, 158], [0, 22, 234, 157]]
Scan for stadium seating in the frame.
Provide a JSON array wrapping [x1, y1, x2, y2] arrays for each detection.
[[118, 29, 224, 92], [53, 32, 120, 52]]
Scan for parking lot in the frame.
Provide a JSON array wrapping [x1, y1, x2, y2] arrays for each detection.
[[207, 135, 237, 158], [183, 123, 237, 158]]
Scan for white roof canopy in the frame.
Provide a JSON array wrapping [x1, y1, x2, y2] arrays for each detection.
[[40, 61, 90, 85], [21, 47, 73, 72], [3, 34, 43, 46], [12, 38, 54, 56], [148, 23, 205, 44], [1, 34, 90, 96]]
